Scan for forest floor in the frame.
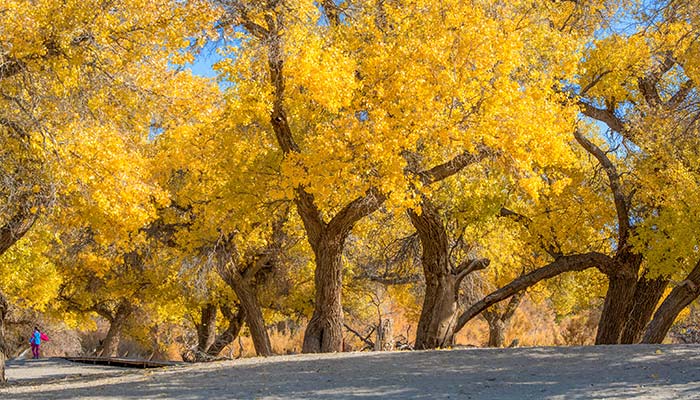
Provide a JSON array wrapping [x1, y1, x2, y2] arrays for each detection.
[[2, 344, 700, 399]]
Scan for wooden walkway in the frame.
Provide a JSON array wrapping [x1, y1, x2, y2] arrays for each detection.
[[63, 356, 181, 369]]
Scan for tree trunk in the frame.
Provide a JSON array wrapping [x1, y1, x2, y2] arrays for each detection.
[[483, 291, 524, 347], [230, 278, 272, 357], [196, 303, 218, 354], [596, 252, 642, 344], [98, 302, 132, 357], [487, 318, 506, 347], [620, 274, 668, 344], [303, 233, 345, 353], [375, 318, 393, 351], [409, 205, 459, 350], [206, 305, 246, 357], [643, 259, 700, 344]]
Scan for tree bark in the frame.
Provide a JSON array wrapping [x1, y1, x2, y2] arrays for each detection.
[[620, 273, 668, 344], [196, 303, 218, 354], [409, 204, 459, 350], [229, 278, 272, 356], [643, 259, 700, 344], [98, 302, 132, 357], [302, 233, 345, 353], [595, 252, 642, 344], [486, 318, 506, 347]]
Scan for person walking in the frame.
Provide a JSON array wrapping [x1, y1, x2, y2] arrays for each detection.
[[29, 326, 42, 359]]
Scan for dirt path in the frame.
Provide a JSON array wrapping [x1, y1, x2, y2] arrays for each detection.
[[3, 344, 700, 399]]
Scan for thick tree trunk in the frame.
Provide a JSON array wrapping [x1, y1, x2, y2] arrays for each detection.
[[196, 303, 218, 354], [230, 279, 272, 357], [205, 306, 246, 358], [596, 252, 642, 344], [303, 234, 345, 353], [98, 302, 132, 357], [642, 260, 700, 344], [620, 274, 668, 344], [409, 205, 459, 350]]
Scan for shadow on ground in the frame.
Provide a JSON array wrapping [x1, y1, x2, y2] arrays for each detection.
[[3, 344, 700, 399]]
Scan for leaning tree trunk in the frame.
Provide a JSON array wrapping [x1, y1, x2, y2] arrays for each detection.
[[230, 278, 272, 357], [98, 302, 132, 357], [196, 303, 218, 354], [620, 273, 668, 344], [205, 306, 246, 358], [642, 259, 700, 344], [303, 232, 346, 353], [409, 205, 459, 350], [456, 252, 613, 332]]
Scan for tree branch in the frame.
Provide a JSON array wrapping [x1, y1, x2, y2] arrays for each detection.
[[413, 146, 494, 185], [327, 187, 387, 238], [321, 0, 341, 26], [664, 79, 694, 110], [573, 130, 631, 246], [577, 100, 628, 135], [0, 207, 39, 256], [455, 252, 613, 332], [0, 58, 23, 81], [455, 258, 490, 285], [343, 324, 374, 348]]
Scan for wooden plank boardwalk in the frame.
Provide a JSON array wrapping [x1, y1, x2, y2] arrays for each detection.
[[63, 356, 181, 369]]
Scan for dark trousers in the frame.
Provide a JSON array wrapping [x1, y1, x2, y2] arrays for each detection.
[[31, 343, 40, 359]]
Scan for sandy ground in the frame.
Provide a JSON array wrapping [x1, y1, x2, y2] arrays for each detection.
[[2, 344, 700, 399]]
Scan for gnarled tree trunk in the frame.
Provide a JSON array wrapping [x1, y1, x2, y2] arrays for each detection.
[[595, 252, 642, 344], [409, 204, 458, 349], [643, 259, 700, 344], [98, 301, 132, 357], [205, 305, 246, 358], [303, 233, 345, 353], [620, 273, 668, 344]]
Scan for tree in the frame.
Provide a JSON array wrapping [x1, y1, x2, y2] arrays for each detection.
[[573, 0, 700, 343], [210, 0, 606, 353], [0, 0, 216, 380]]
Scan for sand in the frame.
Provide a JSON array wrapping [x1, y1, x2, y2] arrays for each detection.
[[3, 344, 700, 399]]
